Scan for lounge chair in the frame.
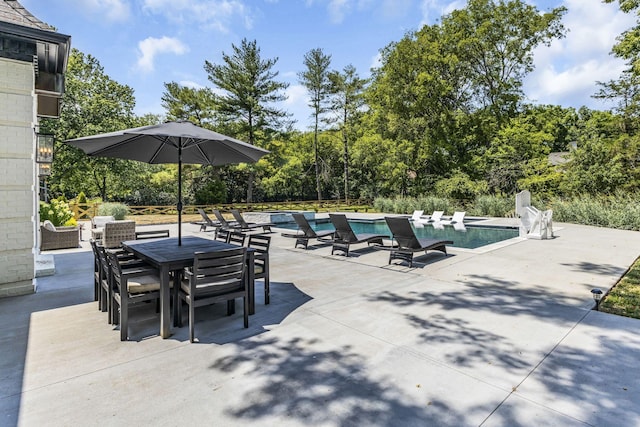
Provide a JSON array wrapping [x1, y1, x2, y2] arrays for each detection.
[[414, 210, 444, 225], [329, 213, 387, 256], [212, 209, 240, 230], [441, 211, 465, 225], [281, 213, 335, 249], [410, 210, 424, 221], [230, 209, 275, 232], [192, 208, 221, 232], [385, 216, 453, 267]]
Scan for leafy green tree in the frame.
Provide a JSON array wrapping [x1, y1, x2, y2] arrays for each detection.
[[604, 0, 640, 73], [483, 116, 555, 194], [328, 64, 367, 202], [299, 48, 332, 200], [204, 38, 290, 202], [40, 49, 151, 201], [443, 0, 566, 121], [562, 108, 640, 194], [594, 70, 640, 134], [367, 23, 466, 178]]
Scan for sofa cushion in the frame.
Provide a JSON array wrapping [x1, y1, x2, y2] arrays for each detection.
[[92, 216, 115, 228]]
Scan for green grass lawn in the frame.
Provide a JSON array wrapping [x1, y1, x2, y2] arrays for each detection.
[[599, 256, 640, 319]]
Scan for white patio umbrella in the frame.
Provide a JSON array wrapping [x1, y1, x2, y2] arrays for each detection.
[[66, 120, 269, 245]]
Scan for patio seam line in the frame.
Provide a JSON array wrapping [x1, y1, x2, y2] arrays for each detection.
[[479, 390, 592, 427], [478, 307, 593, 426]]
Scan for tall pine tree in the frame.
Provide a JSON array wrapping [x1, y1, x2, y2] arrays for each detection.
[[204, 38, 289, 202]]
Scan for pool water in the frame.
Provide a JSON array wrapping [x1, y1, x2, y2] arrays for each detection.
[[279, 219, 520, 249]]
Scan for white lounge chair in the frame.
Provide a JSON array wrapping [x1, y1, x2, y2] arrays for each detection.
[[441, 211, 465, 225], [428, 211, 444, 222], [415, 210, 444, 224], [410, 210, 424, 221]]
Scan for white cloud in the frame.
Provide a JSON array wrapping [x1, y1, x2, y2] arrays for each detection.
[[328, 0, 351, 24], [179, 80, 205, 89], [136, 37, 189, 73], [284, 84, 308, 106], [281, 84, 311, 129], [370, 52, 382, 71], [524, 0, 636, 107], [73, 0, 131, 22], [378, 0, 411, 19], [418, 0, 465, 27], [142, 0, 253, 32]]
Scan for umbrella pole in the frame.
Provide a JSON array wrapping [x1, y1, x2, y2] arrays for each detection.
[[178, 145, 182, 246]]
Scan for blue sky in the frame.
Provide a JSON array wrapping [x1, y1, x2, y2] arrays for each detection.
[[21, 0, 636, 130]]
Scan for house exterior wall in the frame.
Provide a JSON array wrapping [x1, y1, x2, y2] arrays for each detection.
[[0, 57, 36, 297]]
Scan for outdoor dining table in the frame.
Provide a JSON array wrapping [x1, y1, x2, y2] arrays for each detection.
[[122, 236, 255, 339]]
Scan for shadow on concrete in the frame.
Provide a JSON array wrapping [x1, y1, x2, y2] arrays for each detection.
[[369, 274, 586, 372], [366, 274, 640, 424], [0, 251, 93, 427], [209, 336, 470, 426], [561, 261, 627, 277], [168, 281, 312, 345], [0, 251, 312, 425], [385, 252, 452, 269]]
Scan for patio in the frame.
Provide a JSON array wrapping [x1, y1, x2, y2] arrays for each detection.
[[2, 216, 640, 426]]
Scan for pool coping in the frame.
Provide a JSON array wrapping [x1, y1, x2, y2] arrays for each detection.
[[273, 214, 532, 254]]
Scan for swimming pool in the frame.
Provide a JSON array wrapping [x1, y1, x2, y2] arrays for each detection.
[[279, 218, 520, 249]]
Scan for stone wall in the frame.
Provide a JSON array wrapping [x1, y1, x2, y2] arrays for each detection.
[[0, 57, 36, 297]]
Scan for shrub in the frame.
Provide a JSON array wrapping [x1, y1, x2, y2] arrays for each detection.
[[551, 193, 640, 230], [373, 195, 454, 214], [76, 191, 87, 204], [98, 202, 129, 220], [373, 197, 394, 213], [470, 195, 514, 217], [415, 195, 453, 215], [40, 200, 74, 226]]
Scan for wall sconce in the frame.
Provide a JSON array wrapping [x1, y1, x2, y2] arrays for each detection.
[[38, 163, 51, 176], [36, 133, 54, 176]]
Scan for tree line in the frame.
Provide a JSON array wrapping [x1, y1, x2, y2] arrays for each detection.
[[42, 0, 640, 206]]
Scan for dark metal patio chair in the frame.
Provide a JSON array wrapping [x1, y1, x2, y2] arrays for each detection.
[[329, 213, 387, 257], [230, 209, 275, 233], [385, 216, 453, 267], [192, 208, 221, 232], [248, 234, 271, 304], [107, 250, 161, 341], [177, 247, 248, 343], [281, 213, 335, 249]]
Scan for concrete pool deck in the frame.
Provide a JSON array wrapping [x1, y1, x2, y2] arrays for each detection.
[[1, 216, 640, 426]]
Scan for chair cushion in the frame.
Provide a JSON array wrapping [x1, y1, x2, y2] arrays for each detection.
[[92, 216, 115, 228], [127, 275, 160, 293], [91, 228, 104, 239], [43, 220, 56, 231], [180, 279, 241, 295], [255, 265, 265, 275]]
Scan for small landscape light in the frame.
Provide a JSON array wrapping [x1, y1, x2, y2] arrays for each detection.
[[591, 288, 603, 311]]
